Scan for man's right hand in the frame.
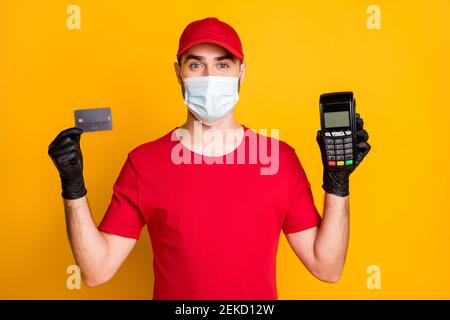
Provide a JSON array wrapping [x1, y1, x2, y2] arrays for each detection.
[[48, 127, 87, 199]]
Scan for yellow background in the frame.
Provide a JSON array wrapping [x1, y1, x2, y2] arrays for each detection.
[[1, 0, 449, 299]]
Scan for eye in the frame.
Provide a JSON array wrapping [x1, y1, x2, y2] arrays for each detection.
[[189, 62, 203, 70], [218, 63, 230, 69]]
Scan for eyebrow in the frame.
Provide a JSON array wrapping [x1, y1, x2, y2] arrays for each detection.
[[185, 53, 236, 62], [215, 54, 236, 61]]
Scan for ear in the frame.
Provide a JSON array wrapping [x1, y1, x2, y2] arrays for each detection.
[[239, 62, 246, 86], [174, 62, 183, 85]]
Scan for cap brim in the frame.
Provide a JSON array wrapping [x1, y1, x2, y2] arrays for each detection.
[[177, 38, 244, 62]]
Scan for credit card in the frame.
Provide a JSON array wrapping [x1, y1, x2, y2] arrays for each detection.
[[74, 108, 112, 132]]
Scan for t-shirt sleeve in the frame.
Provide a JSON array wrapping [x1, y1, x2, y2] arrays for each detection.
[[98, 155, 146, 239], [282, 147, 322, 235]]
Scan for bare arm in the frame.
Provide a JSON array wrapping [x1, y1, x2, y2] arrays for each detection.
[[64, 196, 137, 287], [48, 128, 137, 287], [286, 192, 349, 283], [287, 112, 370, 282]]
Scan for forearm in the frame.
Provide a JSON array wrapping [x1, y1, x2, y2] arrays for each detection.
[[307, 111, 370, 282], [313, 192, 349, 281], [64, 196, 109, 285]]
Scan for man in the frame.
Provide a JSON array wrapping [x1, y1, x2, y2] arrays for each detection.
[[48, 17, 371, 299]]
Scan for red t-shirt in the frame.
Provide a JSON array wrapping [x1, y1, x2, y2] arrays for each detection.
[[98, 126, 321, 300]]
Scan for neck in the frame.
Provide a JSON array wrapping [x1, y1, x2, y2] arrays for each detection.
[[184, 109, 241, 129], [177, 111, 244, 156]]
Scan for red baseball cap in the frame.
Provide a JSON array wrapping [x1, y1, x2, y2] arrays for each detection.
[[177, 17, 244, 63]]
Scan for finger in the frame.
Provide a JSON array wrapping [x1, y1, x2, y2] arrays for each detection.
[[355, 141, 371, 164], [48, 136, 73, 154], [51, 143, 77, 157], [59, 151, 77, 164], [356, 129, 369, 142], [316, 130, 322, 144], [356, 141, 371, 155], [48, 127, 83, 149], [71, 130, 81, 144], [51, 127, 82, 145], [356, 115, 364, 130], [48, 128, 78, 150]]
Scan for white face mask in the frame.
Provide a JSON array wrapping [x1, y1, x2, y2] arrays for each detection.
[[183, 74, 240, 125]]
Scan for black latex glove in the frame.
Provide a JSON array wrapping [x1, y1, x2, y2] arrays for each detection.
[[316, 113, 371, 197], [48, 127, 87, 200]]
